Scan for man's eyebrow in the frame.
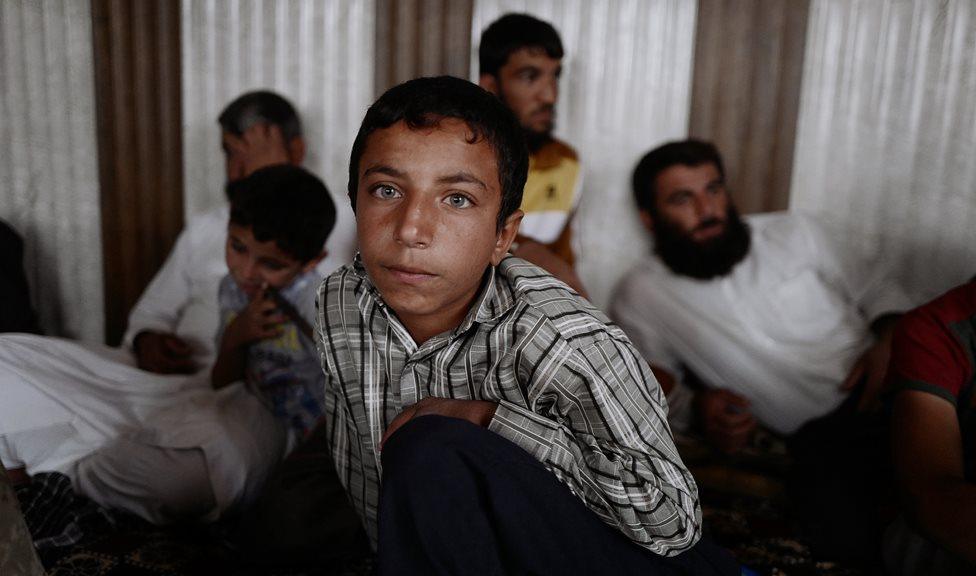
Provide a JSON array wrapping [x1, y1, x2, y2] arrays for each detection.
[[362, 164, 406, 179], [436, 171, 488, 191]]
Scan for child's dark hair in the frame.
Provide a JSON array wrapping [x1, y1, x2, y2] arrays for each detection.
[[479, 13, 564, 77], [347, 76, 528, 230], [632, 139, 726, 215], [227, 165, 336, 263]]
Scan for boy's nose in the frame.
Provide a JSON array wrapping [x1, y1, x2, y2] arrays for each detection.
[[394, 200, 434, 248]]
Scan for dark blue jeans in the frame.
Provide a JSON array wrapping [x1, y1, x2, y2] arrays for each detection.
[[379, 415, 739, 575]]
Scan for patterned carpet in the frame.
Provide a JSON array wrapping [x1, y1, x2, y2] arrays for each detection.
[[19, 435, 866, 576]]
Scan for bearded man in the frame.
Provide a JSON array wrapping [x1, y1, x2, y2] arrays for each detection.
[[611, 139, 912, 567]]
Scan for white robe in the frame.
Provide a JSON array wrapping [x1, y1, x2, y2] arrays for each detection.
[[0, 334, 285, 518]]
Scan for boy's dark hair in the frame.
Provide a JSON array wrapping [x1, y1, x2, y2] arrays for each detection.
[[227, 165, 335, 263], [347, 76, 528, 229], [479, 13, 564, 77], [632, 139, 726, 214], [218, 91, 303, 143]]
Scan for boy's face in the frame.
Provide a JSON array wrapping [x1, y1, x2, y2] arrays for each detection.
[[225, 223, 316, 298], [355, 119, 521, 342]]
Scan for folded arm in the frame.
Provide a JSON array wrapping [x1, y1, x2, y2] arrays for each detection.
[[488, 335, 701, 556]]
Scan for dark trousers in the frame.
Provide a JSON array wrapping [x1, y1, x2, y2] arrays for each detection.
[[379, 415, 739, 576], [788, 388, 890, 570], [230, 423, 369, 570]]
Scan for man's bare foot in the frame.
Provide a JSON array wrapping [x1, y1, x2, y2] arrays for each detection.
[[7, 466, 30, 486]]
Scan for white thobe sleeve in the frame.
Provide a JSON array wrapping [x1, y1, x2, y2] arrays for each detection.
[[122, 227, 196, 349]]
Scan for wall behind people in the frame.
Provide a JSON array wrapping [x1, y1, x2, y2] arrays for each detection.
[[791, 0, 976, 303], [180, 0, 374, 276], [0, 0, 104, 341], [471, 0, 697, 307]]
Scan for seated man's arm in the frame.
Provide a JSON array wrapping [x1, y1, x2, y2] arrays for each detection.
[[888, 293, 976, 564], [798, 215, 912, 409], [840, 312, 902, 411], [125, 227, 196, 373], [892, 390, 976, 564]]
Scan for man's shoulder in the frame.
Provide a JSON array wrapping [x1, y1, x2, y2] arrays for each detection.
[[530, 138, 579, 170], [904, 282, 976, 334], [745, 211, 827, 255], [184, 205, 230, 234], [497, 257, 625, 347]]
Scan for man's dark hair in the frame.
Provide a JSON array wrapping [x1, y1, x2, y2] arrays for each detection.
[[218, 91, 303, 143], [347, 76, 528, 230], [479, 13, 564, 77], [227, 165, 335, 263], [632, 139, 726, 214]]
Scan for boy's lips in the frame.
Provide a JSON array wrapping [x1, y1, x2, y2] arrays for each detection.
[[384, 264, 437, 284]]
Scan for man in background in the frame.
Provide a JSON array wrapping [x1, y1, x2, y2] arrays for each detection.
[[479, 13, 587, 296], [611, 139, 912, 566], [124, 90, 320, 374]]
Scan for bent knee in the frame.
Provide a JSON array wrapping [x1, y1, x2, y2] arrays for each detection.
[[75, 441, 215, 523]]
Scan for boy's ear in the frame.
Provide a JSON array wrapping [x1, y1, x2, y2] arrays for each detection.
[[479, 74, 499, 96], [491, 210, 523, 266], [301, 249, 327, 273]]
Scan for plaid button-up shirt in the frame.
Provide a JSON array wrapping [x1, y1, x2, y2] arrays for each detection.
[[314, 255, 701, 556]]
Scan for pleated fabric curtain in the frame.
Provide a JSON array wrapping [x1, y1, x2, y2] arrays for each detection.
[[180, 0, 376, 269], [471, 0, 697, 307], [790, 0, 976, 302], [0, 0, 104, 341]]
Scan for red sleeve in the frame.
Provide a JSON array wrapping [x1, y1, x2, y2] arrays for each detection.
[[887, 290, 974, 404]]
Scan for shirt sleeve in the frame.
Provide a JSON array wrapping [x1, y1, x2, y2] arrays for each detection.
[[799, 214, 912, 321], [609, 273, 693, 432], [122, 226, 196, 349], [314, 285, 377, 547], [886, 303, 969, 405], [487, 331, 702, 557]]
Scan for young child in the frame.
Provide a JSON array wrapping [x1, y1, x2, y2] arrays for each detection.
[[212, 164, 334, 450], [315, 76, 737, 574], [0, 164, 336, 526]]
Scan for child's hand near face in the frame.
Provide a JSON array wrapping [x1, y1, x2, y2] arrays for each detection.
[[223, 285, 288, 350], [211, 284, 288, 390]]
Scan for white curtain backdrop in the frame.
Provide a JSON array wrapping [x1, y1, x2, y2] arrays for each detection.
[[181, 0, 376, 272], [791, 0, 976, 303], [0, 0, 104, 341], [471, 0, 697, 307]]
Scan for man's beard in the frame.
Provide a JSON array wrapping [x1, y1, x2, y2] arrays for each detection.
[[652, 207, 751, 280], [524, 126, 553, 153]]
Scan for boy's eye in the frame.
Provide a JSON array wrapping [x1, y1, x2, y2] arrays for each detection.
[[445, 193, 472, 209], [263, 261, 287, 272], [230, 240, 247, 253], [370, 185, 401, 200]]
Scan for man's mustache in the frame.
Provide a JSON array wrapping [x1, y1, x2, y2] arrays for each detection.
[[695, 218, 724, 232]]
